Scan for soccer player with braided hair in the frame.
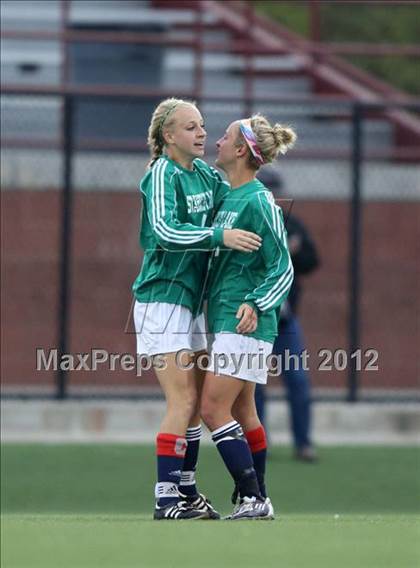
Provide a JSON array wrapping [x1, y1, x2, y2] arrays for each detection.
[[132, 98, 262, 520], [201, 114, 296, 520]]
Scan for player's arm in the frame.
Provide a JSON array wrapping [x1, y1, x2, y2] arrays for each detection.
[[206, 166, 264, 253], [143, 160, 261, 252], [244, 196, 294, 314], [143, 160, 223, 251]]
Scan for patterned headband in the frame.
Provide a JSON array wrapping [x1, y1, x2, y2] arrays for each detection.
[[239, 119, 265, 165]]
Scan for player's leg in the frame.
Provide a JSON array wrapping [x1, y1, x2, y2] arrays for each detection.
[[155, 352, 197, 433], [201, 370, 262, 497], [179, 314, 207, 498], [134, 301, 207, 520], [201, 371, 271, 520], [179, 355, 204, 498], [201, 330, 272, 519], [153, 354, 209, 519], [178, 349, 221, 519], [233, 382, 268, 499], [232, 382, 274, 519]]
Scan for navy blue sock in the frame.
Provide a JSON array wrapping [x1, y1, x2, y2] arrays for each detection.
[[212, 421, 260, 499], [155, 433, 187, 507], [179, 425, 201, 497]]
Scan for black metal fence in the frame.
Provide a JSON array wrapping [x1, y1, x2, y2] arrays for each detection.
[[1, 89, 419, 401]]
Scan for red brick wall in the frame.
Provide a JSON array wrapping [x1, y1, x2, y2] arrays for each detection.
[[2, 191, 419, 391]]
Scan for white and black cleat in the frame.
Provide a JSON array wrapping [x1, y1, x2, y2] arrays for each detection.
[[230, 496, 271, 520], [153, 500, 208, 520], [180, 492, 221, 520]]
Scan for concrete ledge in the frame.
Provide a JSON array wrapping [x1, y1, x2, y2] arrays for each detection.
[[1, 400, 419, 445]]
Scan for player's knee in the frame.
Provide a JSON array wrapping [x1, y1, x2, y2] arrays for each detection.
[[200, 397, 222, 430]]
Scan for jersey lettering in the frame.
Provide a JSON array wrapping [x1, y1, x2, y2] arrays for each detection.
[[186, 191, 214, 214], [213, 210, 239, 229]]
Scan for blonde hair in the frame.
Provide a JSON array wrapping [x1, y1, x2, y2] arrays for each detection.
[[237, 113, 297, 170], [147, 97, 197, 163]]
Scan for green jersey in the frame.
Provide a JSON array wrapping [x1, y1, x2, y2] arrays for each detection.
[[207, 179, 294, 343], [132, 155, 229, 314]]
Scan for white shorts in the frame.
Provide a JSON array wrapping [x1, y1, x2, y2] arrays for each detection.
[[134, 301, 207, 356], [207, 332, 273, 384]]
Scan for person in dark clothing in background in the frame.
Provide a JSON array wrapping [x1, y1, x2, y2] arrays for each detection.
[[255, 168, 320, 462]]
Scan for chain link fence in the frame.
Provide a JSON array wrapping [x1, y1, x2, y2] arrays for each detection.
[[2, 88, 419, 400]]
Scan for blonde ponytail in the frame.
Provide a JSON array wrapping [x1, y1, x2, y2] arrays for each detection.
[[238, 113, 297, 169], [272, 124, 297, 155]]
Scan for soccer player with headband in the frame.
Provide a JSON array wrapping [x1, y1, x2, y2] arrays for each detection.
[[132, 98, 263, 520], [201, 114, 296, 520]]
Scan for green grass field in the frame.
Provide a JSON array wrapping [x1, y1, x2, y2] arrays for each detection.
[[2, 444, 420, 568]]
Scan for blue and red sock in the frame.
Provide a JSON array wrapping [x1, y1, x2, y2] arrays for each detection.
[[246, 425, 268, 499], [155, 432, 187, 507]]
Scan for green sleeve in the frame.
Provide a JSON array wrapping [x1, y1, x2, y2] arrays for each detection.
[[142, 159, 224, 251], [244, 195, 294, 313]]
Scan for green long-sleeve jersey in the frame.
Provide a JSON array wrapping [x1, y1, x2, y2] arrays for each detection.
[[132, 155, 229, 314], [207, 179, 294, 343]]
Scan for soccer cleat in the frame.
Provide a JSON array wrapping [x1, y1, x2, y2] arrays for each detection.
[[153, 500, 208, 520], [224, 496, 274, 520], [230, 496, 271, 520], [180, 492, 221, 520]]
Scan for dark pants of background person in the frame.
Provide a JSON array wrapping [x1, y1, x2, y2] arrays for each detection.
[[255, 315, 312, 450]]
